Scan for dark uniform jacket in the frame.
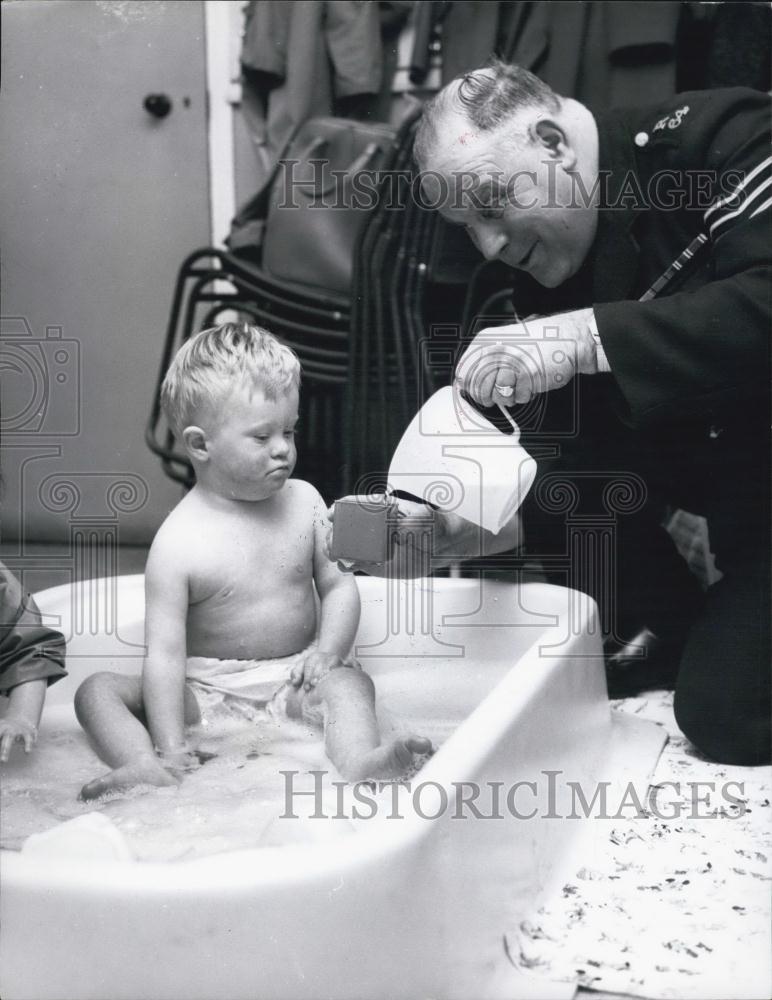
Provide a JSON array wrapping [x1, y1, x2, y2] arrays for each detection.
[[513, 87, 770, 548], [0, 562, 67, 695], [592, 87, 770, 428]]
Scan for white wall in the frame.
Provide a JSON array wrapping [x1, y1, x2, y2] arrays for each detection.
[[1, 1, 211, 547]]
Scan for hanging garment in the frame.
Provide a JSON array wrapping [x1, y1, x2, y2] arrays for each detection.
[[435, 1, 682, 111], [506, 1, 682, 111], [238, 1, 385, 204]]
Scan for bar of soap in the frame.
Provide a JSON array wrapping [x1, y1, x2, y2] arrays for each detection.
[[330, 498, 398, 563]]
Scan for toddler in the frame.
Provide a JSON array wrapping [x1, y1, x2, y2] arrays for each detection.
[[75, 323, 430, 799]]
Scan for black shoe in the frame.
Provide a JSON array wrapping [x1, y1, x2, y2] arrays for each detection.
[[604, 627, 681, 698]]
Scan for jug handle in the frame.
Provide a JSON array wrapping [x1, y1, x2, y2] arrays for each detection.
[[496, 403, 520, 437], [450, 379, 523, 440]]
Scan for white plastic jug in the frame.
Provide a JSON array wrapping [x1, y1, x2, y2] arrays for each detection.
[[387, 386, 537, 534]]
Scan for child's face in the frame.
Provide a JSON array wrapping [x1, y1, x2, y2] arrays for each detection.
[[203, 382, 299, 501]]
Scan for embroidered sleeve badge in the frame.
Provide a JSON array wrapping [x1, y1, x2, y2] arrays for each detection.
[[653, 105, 690, 133]]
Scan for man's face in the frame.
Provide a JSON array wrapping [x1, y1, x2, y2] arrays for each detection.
[[420, 106, 597, 288], [202, 382, 299, 501]]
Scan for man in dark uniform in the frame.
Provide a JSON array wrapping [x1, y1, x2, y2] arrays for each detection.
[[408, 60, 770, 767], [333, 60, 769, 767]]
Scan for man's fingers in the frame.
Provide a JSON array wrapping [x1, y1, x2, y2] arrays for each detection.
[[461, 360, 497, 407], [478, 366, 503, 408], [456, 345, 490, 403], [467, 362, 520, 409], [459, 343, 524, 408], [0, 732, 13, 763], [492, 366, 517, 407], [512, 354, 539, 404]]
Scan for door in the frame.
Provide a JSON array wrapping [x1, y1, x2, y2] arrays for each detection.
[[1, 0, 211, 568]]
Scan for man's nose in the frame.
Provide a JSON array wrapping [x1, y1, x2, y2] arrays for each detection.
[[473, 222, 508, 261], [272, 436, 290, 456]]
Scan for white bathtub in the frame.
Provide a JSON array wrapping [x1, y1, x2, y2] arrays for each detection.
[[0, 574, 664, 1000]]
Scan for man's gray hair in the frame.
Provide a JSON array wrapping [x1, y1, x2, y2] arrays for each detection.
[[414, 59, 562, 166]]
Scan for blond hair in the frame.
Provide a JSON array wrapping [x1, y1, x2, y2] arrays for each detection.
[[161, 322, 301, 433]]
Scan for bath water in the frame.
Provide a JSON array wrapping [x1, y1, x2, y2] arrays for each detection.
[[0, 703, 449, 862]]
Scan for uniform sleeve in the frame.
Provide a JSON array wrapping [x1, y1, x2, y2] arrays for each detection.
[[594, 90, 771, 426], [0, 565, 67, 695]]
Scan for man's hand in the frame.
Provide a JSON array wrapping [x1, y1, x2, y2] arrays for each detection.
[[0, 717, 38, 763], [290, 650, 345, 692], [455, 308, 599, 408]]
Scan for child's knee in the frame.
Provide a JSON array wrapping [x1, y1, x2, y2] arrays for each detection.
[[74, 672, 116, 718], [319, 665, 374, 700], [74, 672, 142, 723]]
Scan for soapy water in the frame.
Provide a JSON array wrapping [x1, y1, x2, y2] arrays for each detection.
[[0, 703, 449, 862]]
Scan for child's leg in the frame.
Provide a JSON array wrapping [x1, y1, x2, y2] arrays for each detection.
[[74, 672, 199, 800], [303, 668, 432, 781]]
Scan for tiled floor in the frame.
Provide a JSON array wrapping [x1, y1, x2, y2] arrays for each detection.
[[510, 689, 771, 1000]]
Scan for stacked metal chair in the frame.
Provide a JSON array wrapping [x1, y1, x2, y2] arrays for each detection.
[[344, 110, 483, 494]]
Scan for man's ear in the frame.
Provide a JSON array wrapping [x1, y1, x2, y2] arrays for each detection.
[[530, 119, 577, 171], [181, 425, 209, 462]]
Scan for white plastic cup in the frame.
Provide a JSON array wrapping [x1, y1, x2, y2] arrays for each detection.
[[387, 386, 537, 534]]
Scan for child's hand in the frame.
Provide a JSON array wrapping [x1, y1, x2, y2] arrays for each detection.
[[290, 650, 344, 692], [0, 717, 38, 763]]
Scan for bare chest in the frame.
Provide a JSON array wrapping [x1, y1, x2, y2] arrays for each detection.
[[189, 522, 314, 607]]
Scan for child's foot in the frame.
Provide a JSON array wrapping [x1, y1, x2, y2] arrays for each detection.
[[79, 756, 178, 801], [342, 736, 434, 781]]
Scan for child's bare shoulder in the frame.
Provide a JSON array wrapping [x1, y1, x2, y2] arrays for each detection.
[[284, 478, 323, 504], [145, 495, 201, 580], [282, 479, 325, 519]]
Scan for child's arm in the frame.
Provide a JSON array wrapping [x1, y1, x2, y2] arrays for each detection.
[[0, 562, 68, 762], [140, 537, 192, 764], [0, 678, 46, 762], [295, 494, 361, 689]]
